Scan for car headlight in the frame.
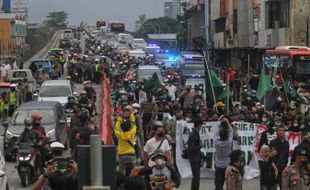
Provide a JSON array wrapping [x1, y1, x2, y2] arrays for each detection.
[[46, 129, 55, 140]]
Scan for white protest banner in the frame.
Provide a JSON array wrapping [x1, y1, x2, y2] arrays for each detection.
[[176, 121, 260, 180]]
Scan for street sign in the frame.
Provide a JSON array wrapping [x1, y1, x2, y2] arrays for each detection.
[[19, 42, 27, 49]]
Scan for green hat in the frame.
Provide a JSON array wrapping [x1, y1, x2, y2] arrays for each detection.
[[276, 124, 285, 129]]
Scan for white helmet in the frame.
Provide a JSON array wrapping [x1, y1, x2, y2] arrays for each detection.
[[50, 142, 65, 150], [132, 103, 140, 109]]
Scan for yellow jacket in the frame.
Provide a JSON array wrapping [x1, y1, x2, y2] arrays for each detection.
[[114, 114, 136, 155]]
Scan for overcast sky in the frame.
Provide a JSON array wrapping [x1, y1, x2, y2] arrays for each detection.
[[28, 0, 167, 31]]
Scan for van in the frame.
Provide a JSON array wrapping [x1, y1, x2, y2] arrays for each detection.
[[132, 38, 146, 50], [137, 65, 163, 83]]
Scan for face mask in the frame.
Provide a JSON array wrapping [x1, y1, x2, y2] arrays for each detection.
[[293, 123, 298, 127], [277, 97, 282, 102], [262, 118, 267, 122], [157, 133, 165, 138], [244, 89, 248, 92], [302, 160, 308, 167], [26, 126, 32, 130], [155, 158, 165, 166], [247, 97, 251, 100], [185, 118, 191, 122], [121, 95, 126, 99], [133, 109, 139, 114]]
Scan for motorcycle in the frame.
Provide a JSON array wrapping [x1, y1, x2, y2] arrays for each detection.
[[17, 142, 38, 187]]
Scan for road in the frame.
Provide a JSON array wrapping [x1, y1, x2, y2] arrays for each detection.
[[5, 34, 262, 190]]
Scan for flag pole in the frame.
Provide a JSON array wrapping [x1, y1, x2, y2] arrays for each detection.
[[279, 68, 290, 104], [263, 63, 266, 112], [203, 50, 218, 113]]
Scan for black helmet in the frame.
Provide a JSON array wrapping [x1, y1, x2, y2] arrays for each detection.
[[24, 118, 32, 126], [67, 95, 75, 101]]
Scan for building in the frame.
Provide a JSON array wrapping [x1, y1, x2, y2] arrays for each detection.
[[164, 1, 174, 18], [206, 0, 310, 68], [186, 0, 205, 49], [172, 0, 181, 18], [0, 12, 27, 55], [11, 0, 29, 21]]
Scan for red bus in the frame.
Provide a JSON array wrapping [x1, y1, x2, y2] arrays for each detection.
[[264, 46, 310, 82]]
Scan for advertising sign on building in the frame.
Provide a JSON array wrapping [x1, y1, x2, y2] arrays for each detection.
[[186, 0, 202, 11]]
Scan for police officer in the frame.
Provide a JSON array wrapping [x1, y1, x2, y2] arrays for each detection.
[[282, 149, 309, 190], [93, 59, 101, 84], [8, 84, 18, 116], [225, 150, 244, 190]]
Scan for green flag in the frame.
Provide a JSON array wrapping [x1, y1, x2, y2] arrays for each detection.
[[256, 68, 273, 100], [144, 72, 162, 92], [205, 69, 227, 105], [282, 78, 308, 104]]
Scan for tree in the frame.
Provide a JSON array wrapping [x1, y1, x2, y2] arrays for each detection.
[[135, 14, 147, 30], [43, 11, 68, 29], [134, 17, 179, 38]]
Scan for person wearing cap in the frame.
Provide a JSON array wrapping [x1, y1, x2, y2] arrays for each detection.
[[187, 119, 204, 190], [114, 106, 137, 176], [282, 148, 309, 190], [78, 90, 91, 111], [132, 149, 180, 189], [92, 59, 101, 84], [270, 124, 290, 188], [143, 121, 173, 168], [225, 150, 244, 190], [84, 81, 98, 115]]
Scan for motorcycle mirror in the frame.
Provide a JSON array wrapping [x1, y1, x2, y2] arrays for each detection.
[[1, 122, 8, 128]]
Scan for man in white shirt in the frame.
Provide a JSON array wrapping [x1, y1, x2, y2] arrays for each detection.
[[166, 81, 177, 101], [143, 121, 173, 167]]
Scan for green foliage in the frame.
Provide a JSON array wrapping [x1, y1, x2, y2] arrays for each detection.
[[43, 11, 68, 29], [134, 16, 180, 38]]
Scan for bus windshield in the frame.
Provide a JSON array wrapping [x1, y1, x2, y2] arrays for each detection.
[[264, 54, 290, 67], [294, 55, 310, 74], [181, 64, 205, 76]]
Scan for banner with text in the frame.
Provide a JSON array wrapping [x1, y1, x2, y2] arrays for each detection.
[[176, 121, 302, 180]]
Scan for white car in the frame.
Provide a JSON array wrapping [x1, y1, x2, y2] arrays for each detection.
[[132, 38, 146, 50], [0, 149, 8, 190], [129, 50, 147, 59], [36, 80, 76, 105]]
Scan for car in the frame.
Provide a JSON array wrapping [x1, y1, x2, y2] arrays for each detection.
[[8, 69, 37, 92], [137, 65, 164, 83], [63, 29, 73, 40], [4, 101, 68, 160], [129, 50, 147, 60], [49, 48, 64, 56], [36, 80, 76, 105], [0, 149, 8, 190], [59, 39, 72, 49], [30, 59, 53, 75], [132, 38, 146, 50], [0, 82, 11, 95]]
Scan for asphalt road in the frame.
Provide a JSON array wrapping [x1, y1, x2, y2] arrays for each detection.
[[5, 34, 261, 190]]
